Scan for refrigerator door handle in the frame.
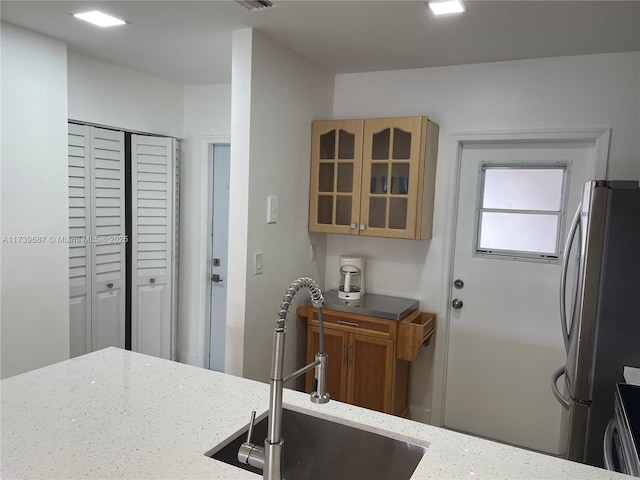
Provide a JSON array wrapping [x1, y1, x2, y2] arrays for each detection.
[[551, 366, 570, 410], [559, 203, 582, 353], [603, 418, 617, 471]]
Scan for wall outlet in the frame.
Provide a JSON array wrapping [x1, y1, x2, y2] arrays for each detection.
[[309, 243, 316, 263], [254, 252, 263, 275]]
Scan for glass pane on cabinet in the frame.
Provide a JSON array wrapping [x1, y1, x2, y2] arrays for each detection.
[[372, 129, 390, 160], [338, 130, 355, 159], [392, 128, 412, 159], [389, 199, 408, 230], [390, 163, 410, 194], [317, 196, 333, 224], [319, 130, 336, 159], [483, 168, 564, 211], [370, 163, 389, 194], [318, 163, 334, 192], [336, 197, 352, 225], [369, 197, 387, 228], [479, 212, 559, 254], [337, 163, 353, 193]]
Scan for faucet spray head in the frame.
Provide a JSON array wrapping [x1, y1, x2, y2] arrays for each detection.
[[310, 352, 330, 404]]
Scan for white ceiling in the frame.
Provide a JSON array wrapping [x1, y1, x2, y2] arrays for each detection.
[[2, 1, 639, 85]]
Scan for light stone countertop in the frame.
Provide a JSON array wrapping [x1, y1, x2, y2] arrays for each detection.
[[0, 348, 631, 480]]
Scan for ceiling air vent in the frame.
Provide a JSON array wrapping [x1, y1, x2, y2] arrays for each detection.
[[236, 0, 274, 11]]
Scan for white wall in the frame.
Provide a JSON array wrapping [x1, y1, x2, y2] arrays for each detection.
[[179, 84, 231, 367], [226, 29, 253, 377], [227, 29, 333, 383], [67, 51, 183, 138], [1, 23, 70, 378], [329, 52, 640, 422]]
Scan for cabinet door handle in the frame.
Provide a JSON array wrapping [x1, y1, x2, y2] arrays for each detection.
[[337, 320, 360, 327], [350, 223, 357, 229], [348, 344, 353, 366], [359, 224, 366, 230], [342, 343, 347, 365]]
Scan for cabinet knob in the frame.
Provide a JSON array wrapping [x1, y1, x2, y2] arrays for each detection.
[[350, 223, 357, 229], [359, 224, 366, 230], [107, 283, 113, 289]]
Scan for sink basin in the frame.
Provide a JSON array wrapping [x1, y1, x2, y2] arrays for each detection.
[[206, 408, 427, 479]]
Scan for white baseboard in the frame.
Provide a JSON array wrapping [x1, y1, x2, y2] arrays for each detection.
[[409, 406, 432, 425], [179, 352, 200, 367]]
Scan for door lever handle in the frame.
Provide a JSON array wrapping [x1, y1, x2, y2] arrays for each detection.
[[212, 274, 223, 283]]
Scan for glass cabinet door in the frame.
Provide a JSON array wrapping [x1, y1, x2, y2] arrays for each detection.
[[360, 117, 424, 239], [309, 119, 363, 234]]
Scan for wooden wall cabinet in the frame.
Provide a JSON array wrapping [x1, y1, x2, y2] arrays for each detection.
[[308, 116, 439, 240], [298, 306, 436, 417]]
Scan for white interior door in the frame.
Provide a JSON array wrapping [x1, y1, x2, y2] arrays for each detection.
[[68, 124, 92, 357], [131, 135, 174, 359], [444, 141, 595, 454], [209, 145, 230, 372], [171, 140, 181, 361], [90, 127, 126, 351], [68, 124, 126, 355]]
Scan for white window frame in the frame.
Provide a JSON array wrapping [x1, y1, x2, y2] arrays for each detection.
[[473, 161, 571, 264]]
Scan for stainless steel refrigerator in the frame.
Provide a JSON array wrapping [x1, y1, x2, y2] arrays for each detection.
[[551, 180, 640, 467]]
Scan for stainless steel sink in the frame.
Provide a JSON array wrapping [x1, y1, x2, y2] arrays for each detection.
[[206, 408, 427, 479]]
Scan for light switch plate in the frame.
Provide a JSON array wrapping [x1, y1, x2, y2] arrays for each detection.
[[254, 252, 263, 275], [267, 195, 278, 224]]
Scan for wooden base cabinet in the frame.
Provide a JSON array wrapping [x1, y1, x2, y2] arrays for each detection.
[[299, 306, 436, 417]]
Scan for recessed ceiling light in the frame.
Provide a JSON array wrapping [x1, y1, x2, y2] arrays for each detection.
[[73, 10, 126, 27], [428, 0, 465, 15]]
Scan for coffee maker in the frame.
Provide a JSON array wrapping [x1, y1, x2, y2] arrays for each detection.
[[338, 255, 365, 301]]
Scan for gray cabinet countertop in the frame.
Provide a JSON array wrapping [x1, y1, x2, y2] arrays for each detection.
[[310, 289, 419, 321]]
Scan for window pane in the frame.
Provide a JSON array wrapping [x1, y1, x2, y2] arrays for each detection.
[[392, 128, 411, 159], [336, 196, 352, 225], [483, 168, 564, 211], [372, 129, 390, 160], [389, 198, 407, 229], [336, 163, 353, 193], [319, 130, 335, 159], [479, 212, 559, 254], [318, 163, 334, 192], [369, 197, 386, 228], [338, 130, 355, 159], [317, 196, 333, 224]]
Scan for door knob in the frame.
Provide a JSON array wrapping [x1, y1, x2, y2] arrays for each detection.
[[451, 298, 463, 310]]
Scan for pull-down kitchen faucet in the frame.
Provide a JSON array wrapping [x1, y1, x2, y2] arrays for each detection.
[[237, 277, 329, 480]]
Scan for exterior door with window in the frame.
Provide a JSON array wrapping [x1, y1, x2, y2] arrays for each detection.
[[445, 141, 594, 454]]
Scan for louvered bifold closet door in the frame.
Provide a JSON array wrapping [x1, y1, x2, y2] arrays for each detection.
[[132, 135, 174, 359], [91, 127, 126, 351], [171, 140, 181, 360], [68, 124, 92, 357]]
